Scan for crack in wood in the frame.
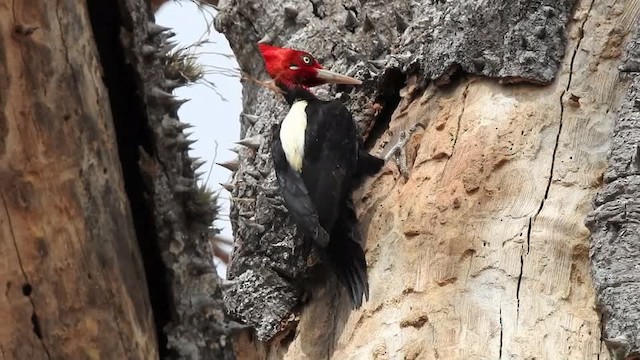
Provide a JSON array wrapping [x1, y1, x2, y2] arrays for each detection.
[[597, 321, 603, 359], [533, 0, 595, 222], [499, 305, 504, 359], [439, 81, 470, 184], [54, 0, 80, 93], [1, 193, 51, 359], [520, 0, 596, 325]]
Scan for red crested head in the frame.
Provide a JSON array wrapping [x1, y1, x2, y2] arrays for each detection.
[[257, 43, 362, 88]]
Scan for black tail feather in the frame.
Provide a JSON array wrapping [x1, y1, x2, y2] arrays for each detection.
[[356, 149, 385, 177], [353, 149, 385, 187], [325, 199, 369, 309]]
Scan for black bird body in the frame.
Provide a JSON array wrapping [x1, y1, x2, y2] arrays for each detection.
[[271, 86, 384, 308], [256, 43, 384, 308]]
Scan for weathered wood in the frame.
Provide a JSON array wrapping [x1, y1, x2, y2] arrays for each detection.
[[0, 1, 157, 359], [216, 0, 640, 358]]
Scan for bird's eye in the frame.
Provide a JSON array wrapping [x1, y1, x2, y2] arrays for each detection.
[[301, 55, 312, 65]]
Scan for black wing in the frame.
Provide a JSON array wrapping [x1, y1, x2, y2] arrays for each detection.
[[299, 100, 369, 308], [300, 99, 359, 231], [271, 124, 330, 248]]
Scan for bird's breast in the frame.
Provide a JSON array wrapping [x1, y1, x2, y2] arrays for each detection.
[[280, 100, 308, 172]]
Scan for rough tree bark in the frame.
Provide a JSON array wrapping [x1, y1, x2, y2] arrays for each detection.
[[586, 25, 640, 360], [1, 1, 235, 359], [0, 2, 157, 358], [216, 0, 640, 358]]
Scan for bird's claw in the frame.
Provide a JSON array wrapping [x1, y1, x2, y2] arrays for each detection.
[[384, 122, 425, 178]]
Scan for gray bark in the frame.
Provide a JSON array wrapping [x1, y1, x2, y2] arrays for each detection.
[[586, 27, 640, 359], [215, 0, 576, 341], [112, 1, 237, 358]]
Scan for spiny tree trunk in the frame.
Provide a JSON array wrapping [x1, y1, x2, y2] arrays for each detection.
[[216, 0, 640, 358], [1, 1, 235, 359]]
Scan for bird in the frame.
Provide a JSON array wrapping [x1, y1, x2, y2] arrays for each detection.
[[257, 42, 417, 308]]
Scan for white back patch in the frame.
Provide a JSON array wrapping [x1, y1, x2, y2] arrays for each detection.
[[280, 100, 308, 172]]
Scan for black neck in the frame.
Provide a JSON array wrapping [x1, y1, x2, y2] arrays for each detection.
[[277, 82, 318, 105]]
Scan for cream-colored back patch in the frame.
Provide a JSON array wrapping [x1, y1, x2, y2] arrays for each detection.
[[280, 101, 308, 172]]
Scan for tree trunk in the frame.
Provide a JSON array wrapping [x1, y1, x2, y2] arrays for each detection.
[[1, 1, 236, 359], [217, 0, 640, 358], [0, 1, 157, 359]]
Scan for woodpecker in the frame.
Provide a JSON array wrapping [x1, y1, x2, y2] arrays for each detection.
[[258, 43, 413, 308]]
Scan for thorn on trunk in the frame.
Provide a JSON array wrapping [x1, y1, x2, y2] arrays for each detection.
[[363, 14, 374, 32], [164, 79, 183, 91], [241, 113, 259, 125], [177, 135, 197, 149], [345, 10, 358, 32], [257, 33, 274, 44], [147, 22, 172, 36], [395, 10, 409, 33], [192, 159, 207, 171], [177, 121, 194, 131], [235, 135, 263, 150], [161, 41, 178, 54], [141, 44, 158, 57], [217, 158, 240, 172], [151, 87, 174, 102], [284, 5, 298, 21], [168, 98, 190, 113], [220, 182, 234, 192]]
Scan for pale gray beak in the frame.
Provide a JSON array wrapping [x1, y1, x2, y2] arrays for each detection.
[[315, 68, 362, 85]]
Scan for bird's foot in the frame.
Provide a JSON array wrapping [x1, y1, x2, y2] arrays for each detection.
[[383, 123, 426, 178]]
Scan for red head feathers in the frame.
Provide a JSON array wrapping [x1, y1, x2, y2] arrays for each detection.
[[258, 43, 362, 88]]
